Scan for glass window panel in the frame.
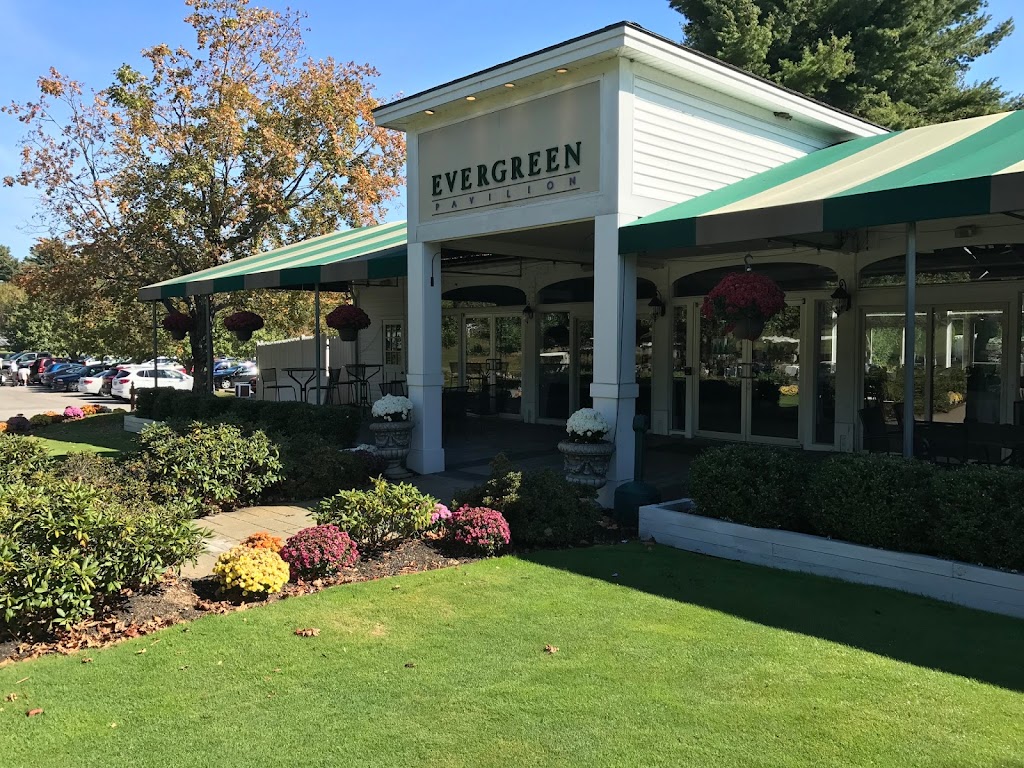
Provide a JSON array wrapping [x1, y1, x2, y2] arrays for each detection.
[[751, 305, 801, 440], [636, 317, 654, 422], [863, 311, 927, 422], [814, 301, 836, 444], [698, 317, 742, 434], [672, 306, 687, 431], [539, 312, 571, 419]]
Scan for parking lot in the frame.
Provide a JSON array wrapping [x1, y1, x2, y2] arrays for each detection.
[[0, 386, 119, 422]]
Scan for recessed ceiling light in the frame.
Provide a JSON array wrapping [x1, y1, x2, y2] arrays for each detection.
[[556, 68, 569, 74], [504, 83, 515, 88], [424, 109, 435, 115], [466, 96, 476, 101]]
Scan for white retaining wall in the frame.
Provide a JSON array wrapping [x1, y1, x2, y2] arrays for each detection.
[[640, 500, 1024, 619]]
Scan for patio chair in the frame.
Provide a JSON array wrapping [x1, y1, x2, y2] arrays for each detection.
[[379, 380, 407, 397], [259, 368, 295, 401], [306, 368, 344, 405]]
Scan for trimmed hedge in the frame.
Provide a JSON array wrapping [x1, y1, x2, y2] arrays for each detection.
[[135, 388, 361, 446], [688, 446, 1024, 573]]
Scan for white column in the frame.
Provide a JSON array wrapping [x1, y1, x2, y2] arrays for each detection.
[[406, 240, 445, 474], [591, 213, 637, 505]]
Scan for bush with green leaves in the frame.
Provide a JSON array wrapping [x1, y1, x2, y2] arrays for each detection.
[[314, 476, 435, 550], [0, 479, 207, 635], [455, 454, 599, 547], [273, 437, 386, 500], [689, 444, 812, 532], [134, 421, 283, 516], [0, 433, 51, 485], [134, 388, 361, 446], [804, 453, 936, 553], [929, 465, 1024, 571]]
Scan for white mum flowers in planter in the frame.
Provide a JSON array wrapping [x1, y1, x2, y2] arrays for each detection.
[[565, 407, 610, 443], [372, 394, 413, 422]]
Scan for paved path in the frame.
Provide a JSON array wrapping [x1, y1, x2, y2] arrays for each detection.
[[183, 504, 315, 579], [0, 386, 114, 421]]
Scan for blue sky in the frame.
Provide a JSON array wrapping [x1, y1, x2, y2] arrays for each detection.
[[0, 0, 1020, 260]]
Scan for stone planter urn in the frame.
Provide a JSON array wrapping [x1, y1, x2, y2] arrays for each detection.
[[369, 419, 414, 479], [557, 439, 615, 489]]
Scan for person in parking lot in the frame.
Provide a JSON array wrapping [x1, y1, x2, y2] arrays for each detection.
[[17, 365, 29, 386]]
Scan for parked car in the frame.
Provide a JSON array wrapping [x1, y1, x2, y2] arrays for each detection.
[[79, 367, 118, 396], [110, 367, 194, 400], [27, 355, 61, 384], [2, 351, 52, 384], [213, 361, 258, 389], [38, 360, 78, 387], [51, 363, 106, 392]]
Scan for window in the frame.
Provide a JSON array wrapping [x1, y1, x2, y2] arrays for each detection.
[[384, 323, 404, 367]]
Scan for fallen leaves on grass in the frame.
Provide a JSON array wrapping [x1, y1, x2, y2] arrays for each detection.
[[294, 628, 321, 638], [4, 617, 179, 663], [404, 662, 416, 668], [26, 708, 43, 717], [4, 693, 17, 702], [544, 644, 559, 655]]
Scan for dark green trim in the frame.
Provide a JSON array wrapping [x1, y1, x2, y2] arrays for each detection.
[[619, 218, 698, 254], [279, 266, 321, 288], [367, 253, 408, 280], [211, 275, 246, 293], [824, 179, 992, 230]]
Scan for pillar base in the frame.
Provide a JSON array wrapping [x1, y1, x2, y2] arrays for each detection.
[[407, 447, 446, 475]]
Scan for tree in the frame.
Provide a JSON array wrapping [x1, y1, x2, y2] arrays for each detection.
[[0, 245, 18, 283], [670, 0, 1020, 128], [3, 0, 404, 389]]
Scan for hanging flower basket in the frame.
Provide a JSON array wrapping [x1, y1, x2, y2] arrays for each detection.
[[700, 271, 786, 341], [223, 311, 265, 342], [162, 311, 193, 341], [326, 305, 371, 342]]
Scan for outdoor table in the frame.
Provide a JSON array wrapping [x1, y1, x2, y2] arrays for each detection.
[[282, 367, 323, 403], [344, 364, 382, 408]]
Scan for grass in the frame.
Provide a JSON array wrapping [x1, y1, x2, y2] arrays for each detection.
[[31, 413, 138, 457], [2, 544, 1023, 767]]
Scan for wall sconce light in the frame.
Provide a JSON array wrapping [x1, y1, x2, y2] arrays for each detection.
[[648, 293, 666, 320], [830, 279, 852, 316], [522, 304, 535, 321]]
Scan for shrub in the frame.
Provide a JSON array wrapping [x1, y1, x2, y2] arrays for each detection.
[[314, 477, 435, 550], [0, 433, 51, 484], [280, 525, 359, 581], [689, 444, 812, 531], [929, 466, 1024, 571], [0, 480, 207, 635], [455, 455, 599, 547], [273, 438, 385, 500], [5, 415, 31, 435], [53, 452, 152, 502], [29, 414, 52, 427], [0, 422, 6, 433], [445, 506, 510, 555], [212, 545, 289, 596], [240, 531, 283, 552], [804, 454, 936, 553], [135, 421, 283, 516]]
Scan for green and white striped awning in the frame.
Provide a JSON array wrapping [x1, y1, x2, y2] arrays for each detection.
[[619, 111, 1024, 255], [139, 221, 407, 301]]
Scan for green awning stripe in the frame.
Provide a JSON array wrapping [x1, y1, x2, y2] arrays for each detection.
[[145, 221, 406, 289], [823, 178, 992, 231], [211, 275, 246, 294], [833, 111, 1024, 200], [367, 253, 407, 280]]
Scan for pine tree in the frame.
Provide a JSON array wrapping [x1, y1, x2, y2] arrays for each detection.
[[670, 0, 1019, 128]]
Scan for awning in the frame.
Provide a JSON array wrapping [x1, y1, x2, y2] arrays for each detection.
[[138, 220, 408, 301], [619, 110, 1024, 255]]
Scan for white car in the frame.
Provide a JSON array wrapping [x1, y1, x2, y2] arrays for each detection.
[[78, 368, 117, 396], [110, 367, 194, 399]]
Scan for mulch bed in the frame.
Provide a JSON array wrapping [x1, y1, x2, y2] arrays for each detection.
[[0, 539, 475, 666]]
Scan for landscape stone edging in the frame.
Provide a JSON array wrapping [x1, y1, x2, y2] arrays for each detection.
[[639, 499, 1024, 619], [123, 414, 157, 433]]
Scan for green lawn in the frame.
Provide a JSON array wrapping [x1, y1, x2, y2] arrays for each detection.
[[31, 413, 137, 457], [2, 544, 1023, 767]]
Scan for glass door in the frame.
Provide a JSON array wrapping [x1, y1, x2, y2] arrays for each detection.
[[539, 312, 571, 419], [932, 308, 1004, 424], [636, 316, 654, 422], [697, 303, 803, 443], [494, 316, 523, 415], [576, 317, 594, 410]]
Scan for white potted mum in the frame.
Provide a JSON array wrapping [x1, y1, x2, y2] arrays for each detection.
[[369, 394, 414, 478], [558, 408, 615, 489]]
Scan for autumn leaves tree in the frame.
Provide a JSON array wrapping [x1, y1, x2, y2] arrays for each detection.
[[4, 0, 404, 388]]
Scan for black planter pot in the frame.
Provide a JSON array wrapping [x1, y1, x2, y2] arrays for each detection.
[[169, 329, 188, 341], [234, 329, 253, 342], [339, 327, 359, 342]]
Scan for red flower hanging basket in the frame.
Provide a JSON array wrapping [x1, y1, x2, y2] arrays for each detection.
[[700, 272, 786, 341], [326, 305, 370, 341], [224, 311, 265, 342], [161, 311, 193, 341]]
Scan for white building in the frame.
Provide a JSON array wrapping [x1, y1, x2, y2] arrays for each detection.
[[143, 22, 1024, 502]]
